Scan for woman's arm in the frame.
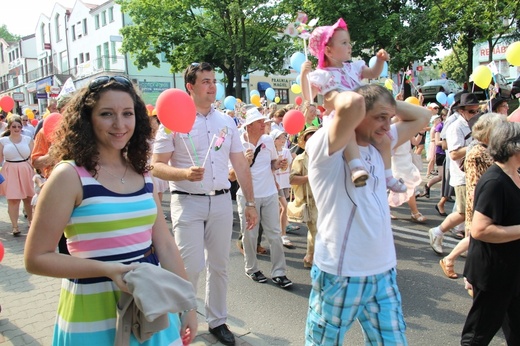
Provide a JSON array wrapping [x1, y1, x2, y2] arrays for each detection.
[[471, 211, 520, 243], [24, 163, 137, 291]]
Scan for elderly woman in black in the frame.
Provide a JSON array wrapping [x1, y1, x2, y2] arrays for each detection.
[[462, 121, 520, 345]]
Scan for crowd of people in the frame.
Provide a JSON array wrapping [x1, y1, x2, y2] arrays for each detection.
[[1, 17, 519, 346]]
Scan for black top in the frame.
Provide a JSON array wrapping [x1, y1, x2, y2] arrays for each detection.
[[464, 164, 520, 291]]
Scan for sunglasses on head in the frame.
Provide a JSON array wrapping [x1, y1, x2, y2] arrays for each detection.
[[88, 75, 132, 92]]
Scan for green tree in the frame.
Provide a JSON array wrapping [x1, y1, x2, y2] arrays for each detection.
[[300, 0, 440, 75], [438, 40, 468, 84], [0, 25, 20, 42], [117, 0, 297, 97]]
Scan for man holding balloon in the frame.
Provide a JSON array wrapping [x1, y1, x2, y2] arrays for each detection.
[[152, 62, 257, 346]]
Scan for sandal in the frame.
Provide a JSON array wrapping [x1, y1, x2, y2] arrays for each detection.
[[411, 212, 426, 223], [12, 227, 21, 237], [282, 236, 295, 249], [439, 258, 458, 279], [256, 245, 268, 255], [351, 167, 369, 187], [450, 229, 464, 239]]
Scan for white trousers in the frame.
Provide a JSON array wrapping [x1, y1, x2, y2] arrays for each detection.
[[170, 192, 233, 328]]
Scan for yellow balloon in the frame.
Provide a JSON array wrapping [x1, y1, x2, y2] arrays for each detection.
[[291, 84, 301, 94], [25, 108, 31, 115], [506, 41, 520, 66], [236, 98, 242, 103], [384, 79, 393, 91], [28, 111, 34, 120], [472, 65, 492, 89], [251, 94, 260, 106], [274, 96, 280, 103], [405, 96, 420, 105]]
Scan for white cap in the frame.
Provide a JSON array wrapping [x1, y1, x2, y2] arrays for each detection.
[[244, 108, 267, 127], [270, 129, 286, 141]]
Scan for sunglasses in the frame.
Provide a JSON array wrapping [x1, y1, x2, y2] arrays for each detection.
[[88, 75, 132, 92], [464, 109, 479, 115]]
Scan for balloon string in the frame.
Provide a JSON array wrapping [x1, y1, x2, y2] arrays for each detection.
[[188, 134, 200, 166], [202, 135, 217, 168], [303, 38, 313, 104], [180, 136, 196, 167]]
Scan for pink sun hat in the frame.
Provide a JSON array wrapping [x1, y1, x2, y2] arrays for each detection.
[[308, 18, 348, 69]]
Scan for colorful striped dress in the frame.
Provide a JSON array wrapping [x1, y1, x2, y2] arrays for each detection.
[[52, 161, 182, 346]]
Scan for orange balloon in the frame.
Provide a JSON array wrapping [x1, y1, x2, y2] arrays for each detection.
[[251, 94, 261, 107], [405, 96, 420, 105], [43, 113, 63, 142]]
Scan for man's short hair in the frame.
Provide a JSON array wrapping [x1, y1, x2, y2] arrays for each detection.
[[183, 62, 213, 90], [354, 84, 396, 112]]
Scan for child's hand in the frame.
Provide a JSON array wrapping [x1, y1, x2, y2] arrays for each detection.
[[301, 61, 313, 75], [376, 49, 390, 62]]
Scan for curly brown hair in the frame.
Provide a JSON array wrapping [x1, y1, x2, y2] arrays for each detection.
[[50, 77, 152, 176]]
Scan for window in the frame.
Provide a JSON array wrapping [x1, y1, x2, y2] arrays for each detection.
[[101, 11, 107, 26], [111, 41, 117, 63], [79, 53, 84, 64], [276, 89, 289, 104], [86, 52, 90, 61], [96, 45, 102, 69], [74, 57, 78, 66], [40, 23, 47, 48], [60, 51, 68, 72], [0, 44, 3, 63], [71, 25, 76, 41], [55, 14, 61, 41], [108, 7, 114, 22], [83, 19, 88, 36], [76, 21, 82, 39], [95, 15, 100, 29]]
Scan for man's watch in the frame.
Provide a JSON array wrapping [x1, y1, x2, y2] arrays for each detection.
[[245, 201, 256, 207]]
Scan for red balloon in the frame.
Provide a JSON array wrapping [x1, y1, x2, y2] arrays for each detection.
[[0, 96, 15, 113], [156, 89, 196, 133], [43, 113, 63, 142], [31, 119, 38, 127], [0, 241, 4, 262], [146, 104, 154, 116], [295, 96, 303, 106], [283, 110, 306, 135]]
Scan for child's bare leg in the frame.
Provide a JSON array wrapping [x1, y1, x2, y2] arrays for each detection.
[[374, 136, 406, 193], [344, 137, 369, 186]]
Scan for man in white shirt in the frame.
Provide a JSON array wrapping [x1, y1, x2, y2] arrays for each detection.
[[152, 62, 257, 346], [305, 84, 429, 345]]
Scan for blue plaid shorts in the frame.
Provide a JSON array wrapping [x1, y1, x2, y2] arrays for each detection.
[[305, 266, 407, 346]]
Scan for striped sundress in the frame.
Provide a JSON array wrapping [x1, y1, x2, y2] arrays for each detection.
[[52, 161, 182, 346]]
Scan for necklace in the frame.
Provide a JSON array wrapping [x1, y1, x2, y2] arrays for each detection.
[[100, 164, 128, 184]]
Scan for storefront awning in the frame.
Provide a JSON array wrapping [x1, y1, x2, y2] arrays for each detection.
[[257, 82, 272, 91]]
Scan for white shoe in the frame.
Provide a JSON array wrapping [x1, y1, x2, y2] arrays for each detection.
[[429, 228, 444, 254]]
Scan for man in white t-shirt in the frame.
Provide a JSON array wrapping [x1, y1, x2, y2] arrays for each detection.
[[304, 84, 429, 345], [237, 108, 293, 289]]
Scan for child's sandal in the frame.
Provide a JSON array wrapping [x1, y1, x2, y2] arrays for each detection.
[[351, 167, 369, 187]]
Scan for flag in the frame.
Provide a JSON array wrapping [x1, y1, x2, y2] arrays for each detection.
[[57, 78, 76, 98]]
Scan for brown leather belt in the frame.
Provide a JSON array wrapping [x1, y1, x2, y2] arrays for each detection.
[[143, 246, 155, 257]]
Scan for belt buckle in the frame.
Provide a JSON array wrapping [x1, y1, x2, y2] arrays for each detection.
[[208, 190, 216, 196]]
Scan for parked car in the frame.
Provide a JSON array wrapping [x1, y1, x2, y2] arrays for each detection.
[[418, 79, 463, 102], [470, 73, 512, 100]]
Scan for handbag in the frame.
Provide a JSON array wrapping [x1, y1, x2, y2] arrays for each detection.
[[286, 184, 310, 223]]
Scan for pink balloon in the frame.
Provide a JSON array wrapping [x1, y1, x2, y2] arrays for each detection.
[[0, 96, 15, 113], [0, 241, 4, 263], [283, 110, 305, 135], [156, 89, 196, 133], [43, 113, 63, 142]]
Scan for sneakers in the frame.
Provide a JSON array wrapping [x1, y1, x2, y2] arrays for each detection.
[[246, 271, 267, 283], [387, 177, 407, 193], [429, 228, 444, 254], [272, 276, 293, 288]]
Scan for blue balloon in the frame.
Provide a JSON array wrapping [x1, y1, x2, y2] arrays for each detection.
[[290, 52, 306, 73], [250, 89, 260, 98], [265, 88, 276, 101], [380, 62, 388, 78], [447, 93, 455, 105], [224, 96, 236, 110], [296, 75, 301, 85], [436, 92, 448, 105], [216, 83, 225, 100]]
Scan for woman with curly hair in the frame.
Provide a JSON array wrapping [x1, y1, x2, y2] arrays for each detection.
[[24, 76, 197, 345]]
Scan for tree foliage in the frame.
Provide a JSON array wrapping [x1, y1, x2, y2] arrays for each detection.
[[117, 0, 297, 97], [0, 25, 20, 42]]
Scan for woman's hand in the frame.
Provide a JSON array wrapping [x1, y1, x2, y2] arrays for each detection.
[[105, 262, 139, 293], [180, 309, 198, 345]]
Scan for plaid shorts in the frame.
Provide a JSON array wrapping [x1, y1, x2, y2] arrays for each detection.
[[305, 266, 407, 346]]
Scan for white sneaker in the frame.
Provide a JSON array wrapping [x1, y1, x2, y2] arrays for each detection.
[[429, 228, 444, 254]]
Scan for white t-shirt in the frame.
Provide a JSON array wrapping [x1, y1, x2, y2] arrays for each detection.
[[446, 116, 471, 187], [309, 60, 366, 95], [237, 134, 278, 199], [153, 108, 243, 193], [306, 125, 398, 277], [274, 147, 293, 189]]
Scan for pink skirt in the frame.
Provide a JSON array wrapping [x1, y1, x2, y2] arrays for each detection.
[[0, 161, 35, 199]]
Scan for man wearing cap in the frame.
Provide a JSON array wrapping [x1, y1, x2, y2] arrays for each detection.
[[429, 93, 481, 257], [237, 108, 293, 289], [304, 84, 430, 344], [152, 62, 257, 346]]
